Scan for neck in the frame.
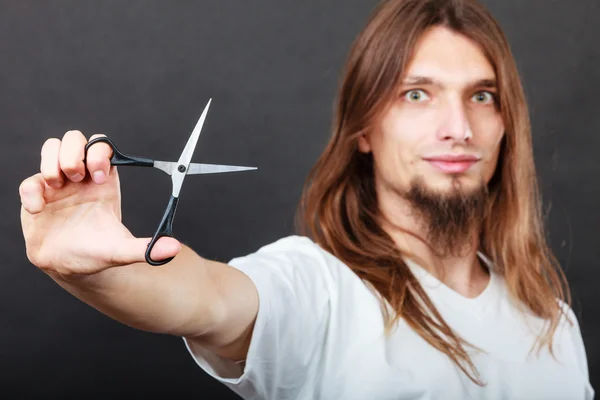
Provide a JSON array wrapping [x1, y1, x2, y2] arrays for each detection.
[[377, 188, 490, 299]]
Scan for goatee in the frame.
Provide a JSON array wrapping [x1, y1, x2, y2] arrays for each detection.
[[401, 176, 489, 258]]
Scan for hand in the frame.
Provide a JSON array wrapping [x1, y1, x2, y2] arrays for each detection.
[[19, 130, 181, 278]]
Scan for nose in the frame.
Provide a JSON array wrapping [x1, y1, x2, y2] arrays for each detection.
[[436, 97, 471, 142]]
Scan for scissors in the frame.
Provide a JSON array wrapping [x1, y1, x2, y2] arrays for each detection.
[[83, 99, 256, 266]]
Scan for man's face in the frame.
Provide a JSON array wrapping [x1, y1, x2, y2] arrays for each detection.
[[359, 26, 505, 200]]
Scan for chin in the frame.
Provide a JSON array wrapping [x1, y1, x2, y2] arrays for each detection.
[[425, 174, 483, 195]]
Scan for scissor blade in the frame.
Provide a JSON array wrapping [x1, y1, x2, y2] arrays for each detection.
[[170, 99, 212, 197], [177, 98, 212, 168], [154, 160, 257, 175], [187, 163, 257, 174]]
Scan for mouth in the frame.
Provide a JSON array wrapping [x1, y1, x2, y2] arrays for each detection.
[[423, 154, 480, 174]]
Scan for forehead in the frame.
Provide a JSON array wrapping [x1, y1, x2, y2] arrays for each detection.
[[404, 26, 496, 85]]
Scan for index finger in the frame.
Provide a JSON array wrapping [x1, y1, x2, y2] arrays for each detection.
[[85, 134, 114, 184]]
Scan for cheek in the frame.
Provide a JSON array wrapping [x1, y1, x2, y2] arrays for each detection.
[[470, 110, 504, 148], [370, 107, 440, 189], [378, 106, 437, 156], [471, 114, 504, 179], [470, 110, 504, 142]]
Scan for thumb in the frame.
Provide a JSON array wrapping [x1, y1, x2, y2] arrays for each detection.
[[113, 236, 182, 266]]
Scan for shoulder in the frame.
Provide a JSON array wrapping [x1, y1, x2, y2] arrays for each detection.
[[227, 235, 357, 291], [253, 235, 324, 254], [556, 299, 582, 331], [554, 299, 592, 381], [228, 235, 375, 303], [229, 235, 344, 275]]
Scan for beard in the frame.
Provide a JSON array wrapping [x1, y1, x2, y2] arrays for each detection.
[[399, 175, 489, 258]]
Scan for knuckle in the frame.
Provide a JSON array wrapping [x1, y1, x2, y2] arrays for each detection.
[[60, 159, 80, 173], [41, 138, 61, 155], [40, 173, 61, 184], [42, 137, 60, 148], [39, 163, 60, 180], [19, 180, 39, 201], [25, 246, 45, 270], [26, 246, 72, 276], [25, 248, 37, 266], [40, 140, 61, 177], [18, 179, 31, 196], [85, 155, 105, 171], [59, 153, 84, 175], [63, 130, 84, 140], [87, 149, 113, 171]]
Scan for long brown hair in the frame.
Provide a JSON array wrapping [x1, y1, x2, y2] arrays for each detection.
[[296, 0, 571, 386]]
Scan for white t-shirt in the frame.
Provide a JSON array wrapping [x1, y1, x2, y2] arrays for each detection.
[[183, 235, 595, 400]]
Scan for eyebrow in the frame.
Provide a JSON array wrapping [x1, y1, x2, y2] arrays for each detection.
[[401, 75, 498, 90]]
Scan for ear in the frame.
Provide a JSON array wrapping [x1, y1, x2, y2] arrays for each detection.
[[357, 133, 371, 153]]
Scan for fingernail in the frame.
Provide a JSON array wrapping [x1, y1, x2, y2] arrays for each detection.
[[49, 181, 63, 189], [93, 170, 106, 184], [71, 173, 84, 182]]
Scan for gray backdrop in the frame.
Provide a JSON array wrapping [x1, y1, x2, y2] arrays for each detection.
[[1, 0, 598, 398]]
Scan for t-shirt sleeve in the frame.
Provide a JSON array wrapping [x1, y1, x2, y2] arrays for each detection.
[[182, 236, 335, 400], [562, 304, 595, 400]]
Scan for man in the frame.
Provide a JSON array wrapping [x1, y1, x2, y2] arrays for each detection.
[[19, 0, 594, 399]]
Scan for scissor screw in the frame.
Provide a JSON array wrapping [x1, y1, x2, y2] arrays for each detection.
[[178, 165, 186, 173]]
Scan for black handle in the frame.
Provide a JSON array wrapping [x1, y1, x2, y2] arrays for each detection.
[[84, 136, 154, 167], [84, 137, 176, 266], [145, 195, 179, 266]]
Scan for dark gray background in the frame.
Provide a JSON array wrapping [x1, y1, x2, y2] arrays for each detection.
[[1, 0, 598, 398]]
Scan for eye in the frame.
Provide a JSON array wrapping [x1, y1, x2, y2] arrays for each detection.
[[472, 91, 495, 104], [403, 89, 429, 102]]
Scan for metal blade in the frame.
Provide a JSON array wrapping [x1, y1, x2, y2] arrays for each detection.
[[170, 99, 212, 197], [154, 160, 257, 175], [187, 163, 257, 174], [176, 99, 212, 168], [152, 160, 177, 175]]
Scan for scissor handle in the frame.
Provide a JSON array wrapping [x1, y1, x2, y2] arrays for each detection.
[[145, 195, 179, 266], [84, 136, 178, 266], [84, 136, 154, 167]]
